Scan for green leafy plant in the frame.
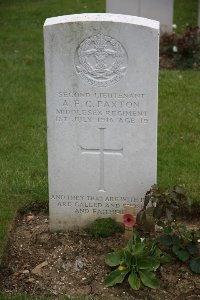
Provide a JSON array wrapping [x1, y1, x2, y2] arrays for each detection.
[[88, 218, 121, 238], [160, 26, 200, 69], [137, 185, 191, 225], [190, 258, 200, 274], [137, 185, 200, 274], [105, 230, 171, 290], [157, 221, 200, 273]]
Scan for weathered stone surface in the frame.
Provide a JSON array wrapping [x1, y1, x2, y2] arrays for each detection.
[[44, 13, 159, 231]]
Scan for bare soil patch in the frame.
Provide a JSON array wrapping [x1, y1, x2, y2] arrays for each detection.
[[159, 55, 177, 70], [0, 211, 200, 300]]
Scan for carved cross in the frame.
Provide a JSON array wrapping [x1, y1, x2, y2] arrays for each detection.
[[80, 127, 123, 192], [115, 205, 136, 240]]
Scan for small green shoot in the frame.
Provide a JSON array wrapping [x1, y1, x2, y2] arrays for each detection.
[[88, 218, 122, 238]]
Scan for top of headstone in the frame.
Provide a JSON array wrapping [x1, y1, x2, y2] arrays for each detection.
[[44, 13, 159, 30]]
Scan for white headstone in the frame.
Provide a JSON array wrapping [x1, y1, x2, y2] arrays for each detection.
[[44, 13, 159, 231], [106, 0, 174, 33]]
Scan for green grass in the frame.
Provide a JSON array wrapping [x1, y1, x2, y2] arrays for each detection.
[[174, 0, 198, 33], [158, 70, 200, 200], [0, 0, 200, 298]]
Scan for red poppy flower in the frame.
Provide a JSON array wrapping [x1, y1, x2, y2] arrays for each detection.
[[123, 213, 136, 228]]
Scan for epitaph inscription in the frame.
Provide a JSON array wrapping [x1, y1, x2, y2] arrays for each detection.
[[51, 194, 144, 215], [75, 33, 128, 87]]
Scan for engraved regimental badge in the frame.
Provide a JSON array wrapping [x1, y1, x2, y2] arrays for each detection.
[[75, 33, 128, 88]]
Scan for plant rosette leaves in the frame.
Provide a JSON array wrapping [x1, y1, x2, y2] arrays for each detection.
[[139, 270, 160, 289], [124, 249, 135, 266], [133, 242, 146, 256], [171, 234, 181, 246], [163, 225, 173, 234], [127, 239, 133, 252], [137, 257, 160, 271], [160, 252, 172, 263], [182, 231, 193, 242], [187, 242, 198, 255], [189, 258, 200, 274], [172, 244, 190, 262], [105, 228, 173, 291], [133, 229, 142, 243], [105, 269, 130, 287], [159, 234, 173, 246], [128, 271, 141, 290], [105, 252, 121, 267], [176, 249, 190, 262], [172, 244, 181, 255]]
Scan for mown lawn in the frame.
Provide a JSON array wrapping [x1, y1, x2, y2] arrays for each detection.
[[0, 2, 199, 299], [174, 0, 198, 33], [158, 70, 200, 198]]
